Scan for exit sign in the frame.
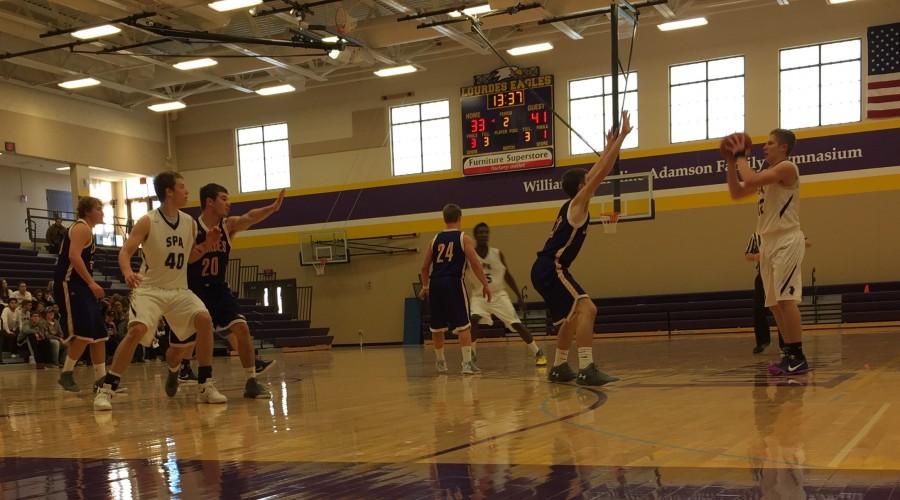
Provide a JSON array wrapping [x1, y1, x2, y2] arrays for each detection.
[[3, 142, 13, 153]]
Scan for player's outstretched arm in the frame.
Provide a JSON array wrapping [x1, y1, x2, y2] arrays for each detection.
[[724, 151, 754, 200], [227, 189, 285, 236], [463, 234, 492, 302], [68, 223, 104, 299], [570, 111, 633, 222], [418, 245, 433, 299], [120, 215, 150, 288]]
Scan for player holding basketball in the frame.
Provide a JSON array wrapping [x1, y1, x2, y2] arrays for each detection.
[[465, 222, 547, 366], [95, 171, 226, 410], [724, 129, 807, 375], [531, 111, 631, 386], [164, 183, 284, 400], [419, 204, 491, 375], [55, 197, 110, 397]]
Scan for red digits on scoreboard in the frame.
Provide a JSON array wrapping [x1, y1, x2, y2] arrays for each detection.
[[470, 137, 477, 149], [530, 111, 549, 125], [470, 118, 486, 133]]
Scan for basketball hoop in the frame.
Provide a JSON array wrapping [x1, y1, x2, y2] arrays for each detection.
[[313, 258, 328, 276], [597, 212, 619, 234]]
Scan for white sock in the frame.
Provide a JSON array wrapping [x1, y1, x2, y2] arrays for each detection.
[[62, 356, 76, 372], [93, 363, 106, 380], [245, 367, 256, 380], [527, 342, 540, 354], [461, 346, 473, 364], [577, 347, 593, 369], [435, 347, 446, 362], [554, 348, 569, 367]]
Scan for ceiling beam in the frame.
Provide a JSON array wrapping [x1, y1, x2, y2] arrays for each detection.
[[222, 43, 328, 82]]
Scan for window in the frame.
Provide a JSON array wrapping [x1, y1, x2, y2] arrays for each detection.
[[780, 39, 860, 129], [670, 56, 745, 143], [236, 123, 290, 192], [569, 73, 639, 155], [390, 100, 451, 176]]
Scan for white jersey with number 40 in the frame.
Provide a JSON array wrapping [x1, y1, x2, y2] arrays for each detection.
[[139, 209, 195, 290], [756, 160, 801, 236], [466, 247, 507, 296]]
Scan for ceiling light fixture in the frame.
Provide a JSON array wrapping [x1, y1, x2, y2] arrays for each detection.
[[208, 0, 262, 12], [506, 42, 554, 56], [58, 78, 101, 89], [173, 58, 218, 70], [71, 24, 121, 40], [148, 101, 186, 112], [374, 65, 418, 77], [657, 17, 708, 31], [448, 4, 492, 17], [321, 36, 340, 43], [256, 84, 296, 96]]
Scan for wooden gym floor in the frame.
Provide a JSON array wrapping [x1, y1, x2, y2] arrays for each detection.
[[1, 327, 900, 498]]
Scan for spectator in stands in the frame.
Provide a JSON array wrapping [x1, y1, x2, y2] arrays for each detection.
[[45, 216, 66, 255], [17, 299, 32, 331], [44, 309, 65, 366], [11, 282, 32, 303], [0, 280, 9, 307], [44, 280, 55, 306], [19, 310, 53, 368], [1, 298, 19, 360], [34, 289, 49, 307]]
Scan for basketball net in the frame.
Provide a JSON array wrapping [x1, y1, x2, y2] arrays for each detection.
[[313, 258, 328, 276], [598, 212, 619, 234]]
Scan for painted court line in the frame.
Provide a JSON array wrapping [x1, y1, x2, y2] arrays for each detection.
[[828, 402, 891, 468]]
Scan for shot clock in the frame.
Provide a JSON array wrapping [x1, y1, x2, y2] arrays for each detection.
[[460, 74, 555, 175]]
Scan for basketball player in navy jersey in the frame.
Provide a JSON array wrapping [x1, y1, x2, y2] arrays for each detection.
[[97, 171, 225, 411], [56, 197, 109, 395], [164, 183, 284, 400], [419, 204, 491, 374], [531, 111, 631, 386]]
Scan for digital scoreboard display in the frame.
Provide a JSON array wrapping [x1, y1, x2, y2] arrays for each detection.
[[460, 74, 554, 176]]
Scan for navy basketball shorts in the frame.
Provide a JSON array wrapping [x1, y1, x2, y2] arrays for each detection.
[[531, 258, 590, 326], [55, 281, 108, 343], [429, 278, 471, 334], [194, 284, 246, 337]]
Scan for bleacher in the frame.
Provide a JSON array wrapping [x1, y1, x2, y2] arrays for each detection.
[[0, 242, 332, 355], [423, 280, 900, 340]]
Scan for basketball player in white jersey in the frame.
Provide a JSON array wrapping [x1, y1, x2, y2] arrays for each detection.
[[466, 223, 547, 366], [95, 171, 226, 410], [724, 129, 808, 375]]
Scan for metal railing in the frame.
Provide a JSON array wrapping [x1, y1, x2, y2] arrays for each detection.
[[297, 286, 313, 323], [226, 259, 278, 299], [26, 208, 131, 250]]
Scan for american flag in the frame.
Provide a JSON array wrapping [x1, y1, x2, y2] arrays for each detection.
[[867, 22, 900, 119]]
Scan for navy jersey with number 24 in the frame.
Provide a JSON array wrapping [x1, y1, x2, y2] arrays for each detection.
[[430, 230, 466, 281]]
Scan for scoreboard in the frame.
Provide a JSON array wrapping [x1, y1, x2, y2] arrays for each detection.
[[460, 74, 554, 176]]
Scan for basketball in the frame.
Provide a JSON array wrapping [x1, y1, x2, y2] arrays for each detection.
[[720, 132, 753, 159]]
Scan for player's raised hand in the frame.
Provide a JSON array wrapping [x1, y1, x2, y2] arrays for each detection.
[[620, 111, 632, 135], [605, 126, 618, 147], [272, 189, 286, 211], [726, 133, 745, 155], [124, 272, 143, 289]]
